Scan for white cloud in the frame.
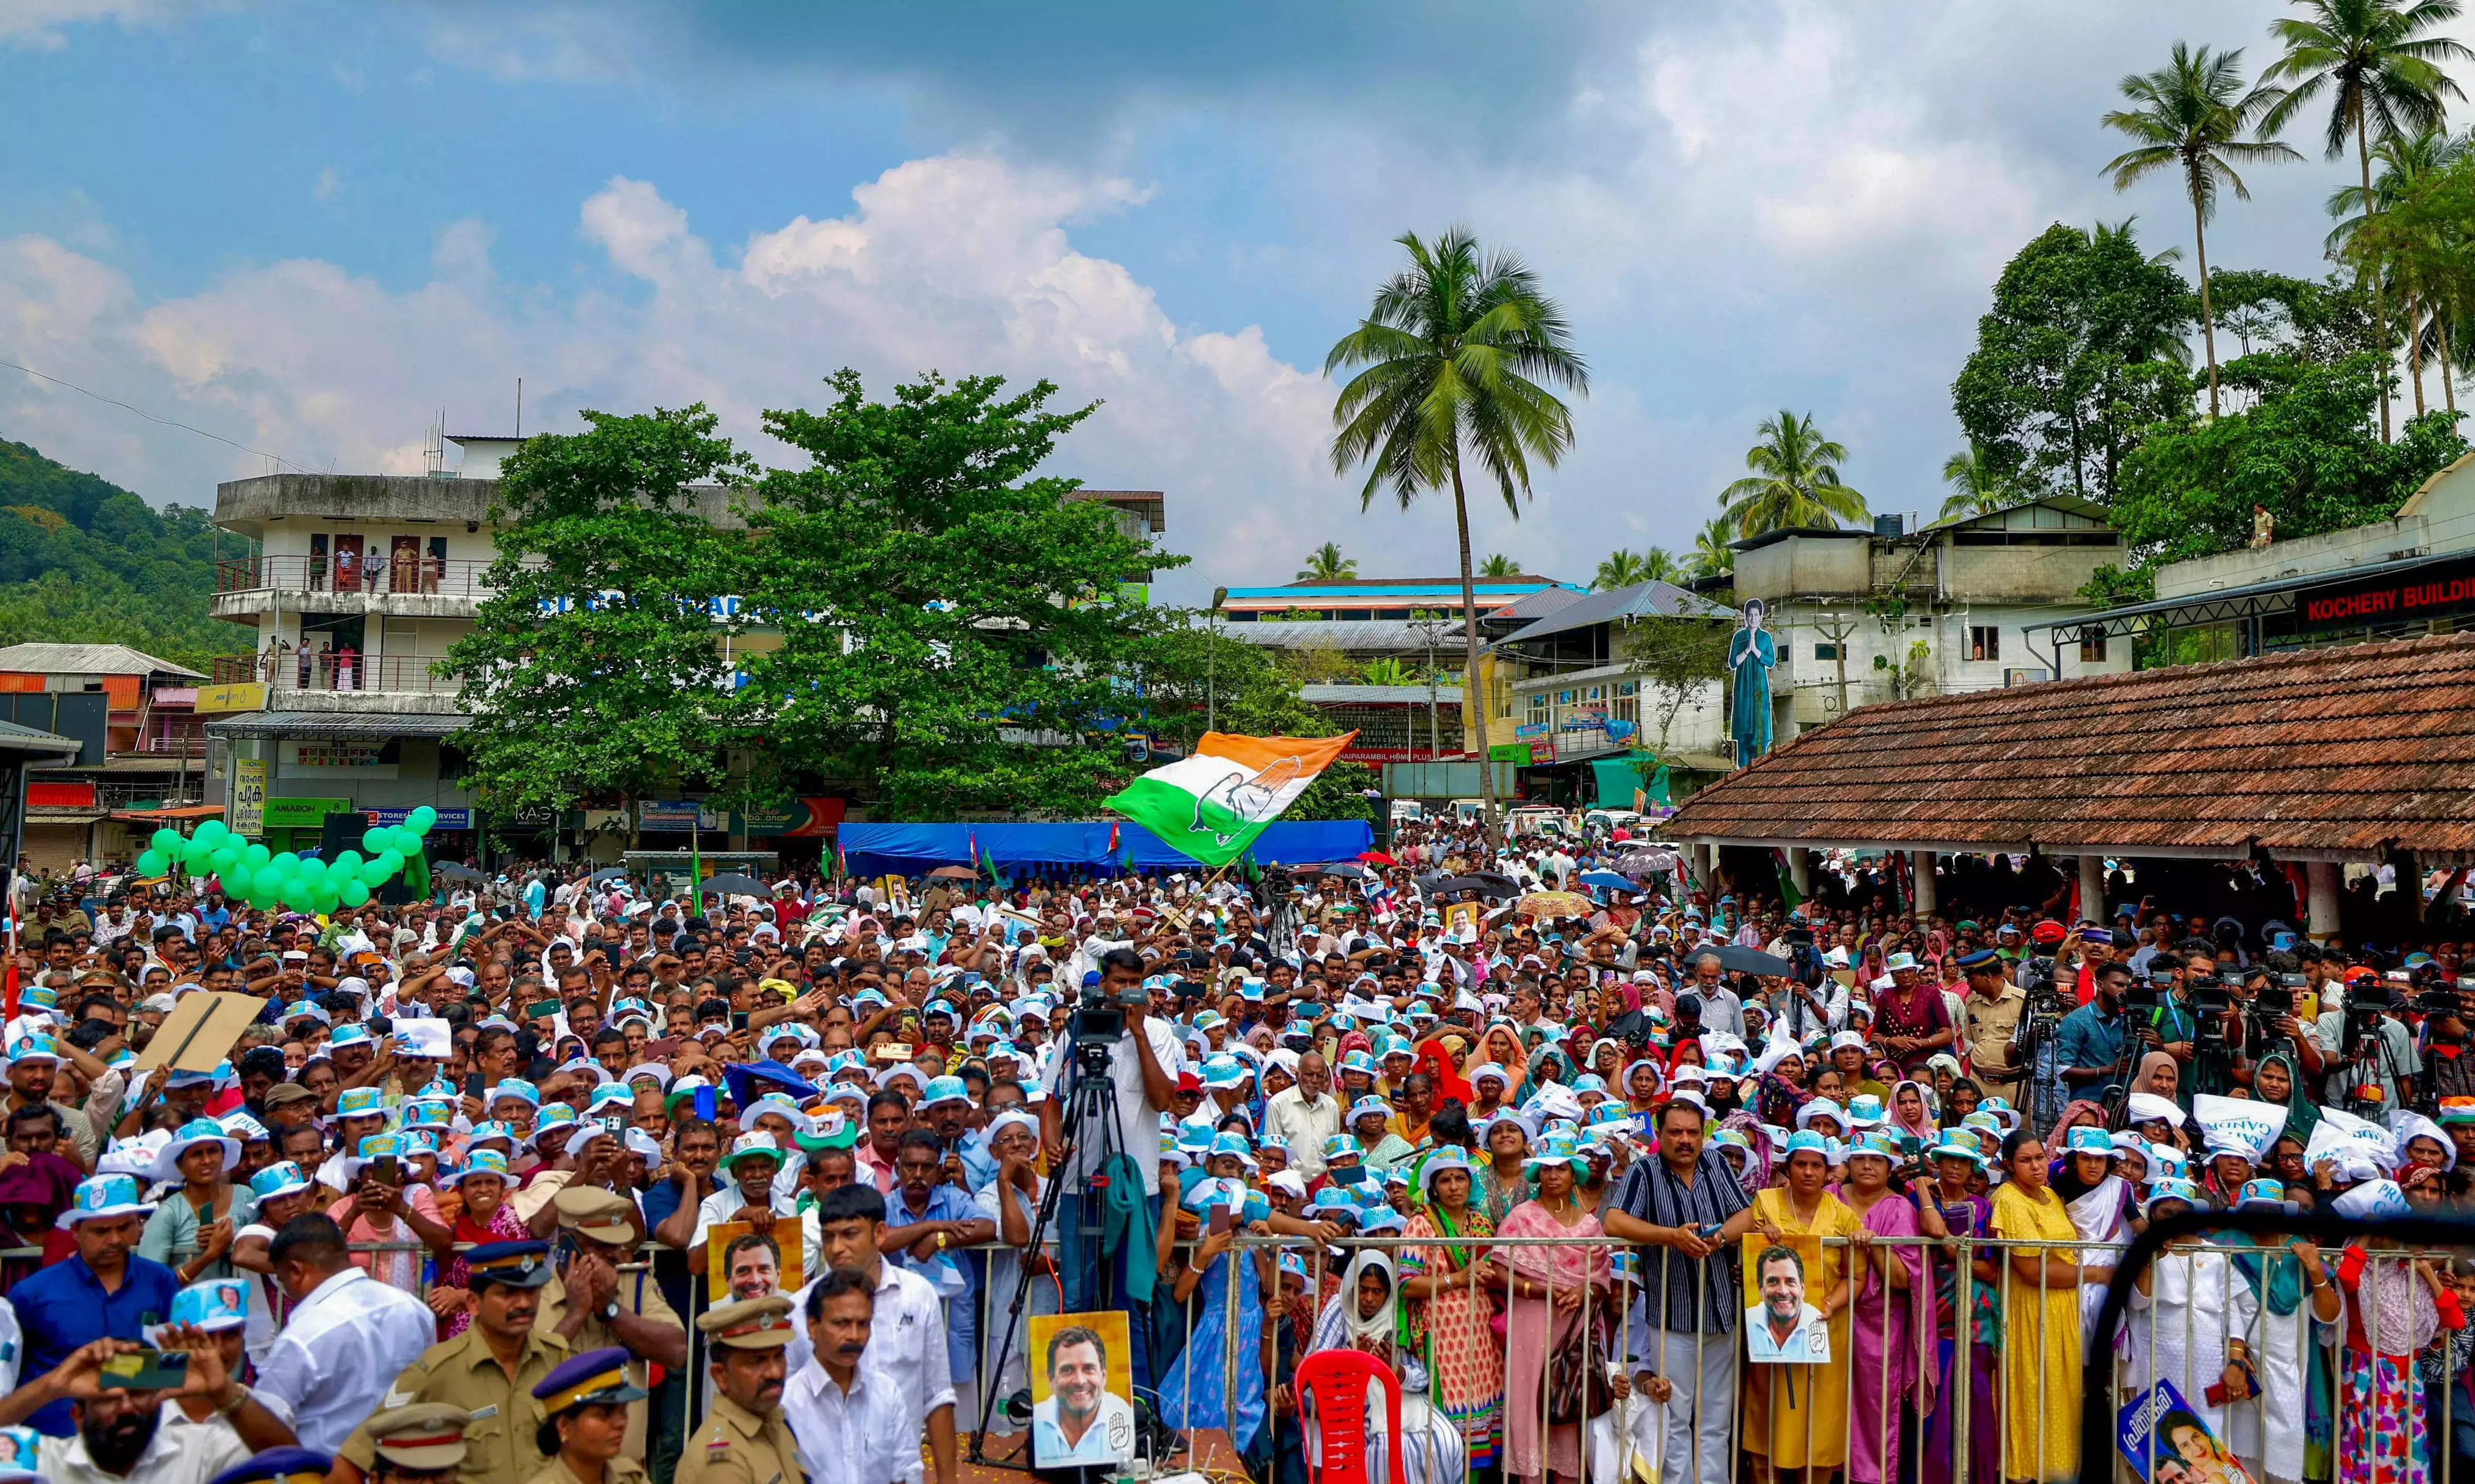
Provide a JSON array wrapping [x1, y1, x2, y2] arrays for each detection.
[[0, 152, 1367, 597], [313, 165, 342, 202], [0, 0, 181, 48]]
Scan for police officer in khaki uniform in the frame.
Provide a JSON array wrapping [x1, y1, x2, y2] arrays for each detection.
[[361, 1403, 476, 1484], [539, 1188, 687, 1460], [526, 1347, 652, 1484], [340, 1243, 572, 1484], [676, 1297, 802, 1484]]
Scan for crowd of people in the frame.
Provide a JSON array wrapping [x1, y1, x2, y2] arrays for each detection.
[[1, 817, 2474, 1484]]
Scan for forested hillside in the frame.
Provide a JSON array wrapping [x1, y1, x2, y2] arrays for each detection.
[[0, 439, 233, 670]]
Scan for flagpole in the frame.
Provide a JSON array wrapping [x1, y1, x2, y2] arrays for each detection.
[[1161, 857, 1242, 935]]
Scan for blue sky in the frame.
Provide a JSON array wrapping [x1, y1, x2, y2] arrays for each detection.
[[0, 0, 2426, 603]]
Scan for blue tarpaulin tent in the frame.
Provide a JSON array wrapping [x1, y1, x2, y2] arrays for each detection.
[[837, 821, 1374, 878]]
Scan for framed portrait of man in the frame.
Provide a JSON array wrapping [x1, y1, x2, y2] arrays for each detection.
[[1029, 1311, 1136, 1469], [1743, 1243, 1830, 1363]]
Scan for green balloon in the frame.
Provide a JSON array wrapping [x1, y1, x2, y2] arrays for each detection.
[[135, 849, 167, 876], [250, 883, 279, 910], [361, 827, 389, 854], [338, 879, 370, 907], [407, 806, 438, 834], [311, 885, 339, 913], [374, 849, 405, 880], [359, 858, 390, 886], [209, 847, 240, 874], [244, 842, 271, 868], [221, 866, 252, 899], [194, 819, 228, 847], [333, 849, 363, 876], [298, 858, 327, 885], [392, 826, 422, 856], [270, 852, 300, 876], [150, 827, 181, 854]]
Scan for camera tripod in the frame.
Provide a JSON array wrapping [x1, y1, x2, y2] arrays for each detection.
[[969, 1027, 1150, 1474]]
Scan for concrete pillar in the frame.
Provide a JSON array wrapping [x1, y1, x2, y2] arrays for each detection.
[[2307, 860, 2343, 941], [1910, 849, 1937, 915], [1788, 845, 1813, 896], [2080, 853, 2107, 925]]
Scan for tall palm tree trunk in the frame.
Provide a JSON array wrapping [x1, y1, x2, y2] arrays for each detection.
[[2360, 96, 2393, 442], [2412, 296, 2428, 416], [2192, 182, 2221, 418], [1446, 454, 1495, 848], [2444, 319, 2457, 415]]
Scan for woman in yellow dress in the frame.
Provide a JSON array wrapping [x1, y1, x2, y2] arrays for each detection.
[[1741, 1129, 1861, 1482], [1989, 1128, 2083, 1483]]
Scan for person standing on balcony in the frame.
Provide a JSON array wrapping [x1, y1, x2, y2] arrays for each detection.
[[333, 644, 357, 693]]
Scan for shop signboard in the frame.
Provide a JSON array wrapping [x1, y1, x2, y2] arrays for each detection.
[[2298, 550, 2475, 631], [227, 760, 268, 836], [262, 796, 350, 830], [364, 806, 472, 830]]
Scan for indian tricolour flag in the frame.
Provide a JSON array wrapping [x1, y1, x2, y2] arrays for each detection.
[[1106, 731, 1358, 868]]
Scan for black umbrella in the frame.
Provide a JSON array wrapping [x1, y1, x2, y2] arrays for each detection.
[[698, 872, 769, 896], [1614, 850, 1679, 877], [1429, 872, 1521, 898], [433, 862, 485, 881], [1690, 943, 1795, 977], [1293, 862, 1369, 879], [589, 866, 630, 883]]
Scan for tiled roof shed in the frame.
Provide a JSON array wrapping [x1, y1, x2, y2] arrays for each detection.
[[1667, 633, 2475, 861]]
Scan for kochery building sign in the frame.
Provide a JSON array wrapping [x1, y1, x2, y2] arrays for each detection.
[[2300, 553, 2475, 630]]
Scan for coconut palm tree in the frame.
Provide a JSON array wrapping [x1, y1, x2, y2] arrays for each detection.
[[1295, 542, 1358, 581], [2328, 128, 2467, 412], [1939, 445, 2016, 520], [1478, 553, 1519, 577], [1640, 546, 1682, 583], [2263, 0, 2472, 440], [1718, 411, 1867, 537], [1326, 226, 1589, 842], [1688, 515, 1739, 579], [2102, 43, 2302, 418], [1594, 549, 1652, 590]]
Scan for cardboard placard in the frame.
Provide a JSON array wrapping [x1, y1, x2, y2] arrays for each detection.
[[134, 992, 270, 1075], [705, 1218, 803, 1299]]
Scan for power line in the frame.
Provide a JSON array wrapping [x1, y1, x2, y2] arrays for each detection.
[[0, 357, 319, 474]]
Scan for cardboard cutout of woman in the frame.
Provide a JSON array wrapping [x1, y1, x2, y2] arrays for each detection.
[[1728, 598, 1775, 768]]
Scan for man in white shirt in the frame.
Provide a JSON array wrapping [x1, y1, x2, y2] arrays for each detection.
[[1261, 1051, 1343, 1177], [782, 1268, 919, 1484], [252, 1214, 436, 1452], [790, 1185, 954, 1484]]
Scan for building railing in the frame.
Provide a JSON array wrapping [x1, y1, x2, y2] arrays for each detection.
[[208, 651, 456, 694], [216, 554, 499, 598]]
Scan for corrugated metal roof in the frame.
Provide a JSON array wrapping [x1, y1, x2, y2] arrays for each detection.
[[203, 710, 468, 738], [1487, 586, 1591, 623], [1220, 620, 1463, 652], [0, 718, 83, 758], [1300, 683, 1463, 705], [1494, 580, 1736, 647], [1665, 632, 2475, 857], [0, 644, 206, 679]]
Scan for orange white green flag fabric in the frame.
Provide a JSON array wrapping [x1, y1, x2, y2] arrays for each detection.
[[1104, 731, 1358, 868]]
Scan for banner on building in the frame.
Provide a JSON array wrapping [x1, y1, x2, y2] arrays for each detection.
[[228, 760, 268, 836]]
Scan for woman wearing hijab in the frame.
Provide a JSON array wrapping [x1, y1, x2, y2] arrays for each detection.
[[1888, 1080, 1939, 1146], [1307, 1247, 1481, 1484], [2252, 1049, 2321, 1148]]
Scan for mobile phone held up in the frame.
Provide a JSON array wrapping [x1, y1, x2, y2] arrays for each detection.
[[100, 1350, 190, 1391]]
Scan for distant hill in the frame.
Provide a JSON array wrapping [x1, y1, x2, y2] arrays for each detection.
[[0, 439, 235, 672]]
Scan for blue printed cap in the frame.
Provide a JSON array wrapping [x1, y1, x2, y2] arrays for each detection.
[[1321, 1132, 1361, 1162], [2236, 1177, 2294, 1212], [441, 1148, 511, 1187], [168, 1278, 249, 1332], [919, 1076, 970, 1109], [1418, 1147, 1476, 1195], [336, 1087, 386, 1119], [1355, 1205, 1405, 1236], [2144, 1177, 2205, 1215], [7, 1037, 58, 1066], [468, 1120, 518, 1147], [18, 987, 53, 1012], [59, 1173, 155, 1228], [1846, 1130, 1905, 1164], [1208, 1130, 1256, 1162], [328, 1025, 372, 1050], [486, 1079, 540, 1108], [1781, 1129, 1832, 1159], [1347, 1096, 1392, 1126], [2066, 1126, 2117, 1156], [0, 1425, 43, 1484], [1338, 1049, 1377, 1076], [1199, 1054, 1250, 1090], [250, 1161, 311, 1201]]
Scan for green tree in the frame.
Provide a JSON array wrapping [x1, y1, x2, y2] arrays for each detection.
[[1325, 226, 1588, 843], [1358, 657, 1418, 686], [444, 406, 754, 840], [1620, 614, 1732, 755], [0, 438, 237, 669], [1718, 411, 1867, 536], [1296, 542, 1358, 581], [737, 371, 1181, 818], [1477, 553, 1519, 577], [1938, 445, 2015, 520], [2101, 42, 2303, 416], [2110, 351, 2467, 565], [2331, 132, 2471, 414], [1687, 515, 1739, 578], [1594, 548, 1652, 589], [1952, 221, 2198, 500], [2263, 0, 2472, 440]]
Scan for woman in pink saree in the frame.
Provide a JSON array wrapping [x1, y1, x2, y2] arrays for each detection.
[[1839, 1131, 1937, 1484]]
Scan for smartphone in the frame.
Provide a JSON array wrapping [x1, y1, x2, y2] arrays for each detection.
[[1692, 1222, 1723, 1242], [729, 1010, 749, 1032], [525, 999, 561, 1021], [99, 1350, 190, 1391], [692, 1085, 717, 1122], [1208, 1206, 1234, 1236], [595, 1113, 626, 1138], [370, 1155, 401, 1188]]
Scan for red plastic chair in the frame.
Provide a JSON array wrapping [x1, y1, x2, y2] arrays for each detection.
[[1294, 1349, 1405, 1484]]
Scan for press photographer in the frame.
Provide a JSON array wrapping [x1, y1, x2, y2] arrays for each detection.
[[2311, 969, 2422, 1111]]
